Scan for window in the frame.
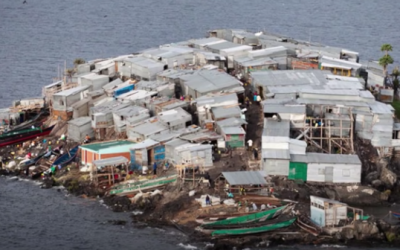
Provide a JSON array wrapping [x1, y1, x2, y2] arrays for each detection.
[[121, 116, 125, 121], [342, 169, 350, 177], [318, 168, 325, 175], [59, 99, 64, 106]]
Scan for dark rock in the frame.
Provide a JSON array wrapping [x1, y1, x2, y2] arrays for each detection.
[[380, 167, 397, 189], [365, 171, 379, 184]]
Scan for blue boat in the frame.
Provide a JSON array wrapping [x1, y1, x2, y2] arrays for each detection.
[[52, 146, 79, 167], [391, 211, 400, 219]]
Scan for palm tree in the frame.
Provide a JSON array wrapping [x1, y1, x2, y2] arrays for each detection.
[[379, 44, 394, 76]]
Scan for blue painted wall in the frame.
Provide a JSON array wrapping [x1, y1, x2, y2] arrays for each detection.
[[114, 85, 134, 97]]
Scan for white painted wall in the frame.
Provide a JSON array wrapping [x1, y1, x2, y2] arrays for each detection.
[[307, 163, 361, 183], [263, 159, 289, 176]]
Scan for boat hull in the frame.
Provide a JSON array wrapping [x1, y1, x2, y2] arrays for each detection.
[[201, 205, 291, 229], [211, 218, 296, 237], [52, 146, 79, 167], [0, 125, 54, 148], [109, 175, 178, 196]]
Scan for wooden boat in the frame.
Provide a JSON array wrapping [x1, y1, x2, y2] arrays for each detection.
[[295, 216, 321, 236], [17, 152, 47, 170], [196, 211, 258, 224], [0, 127, 44, 140], [210, 218, 296, 237], [201, 204, 291, 229], [109, 174, 178, 196], [0, 125, 54, 148], [52, 145, 79, 167], [4, 111, 47, 133]]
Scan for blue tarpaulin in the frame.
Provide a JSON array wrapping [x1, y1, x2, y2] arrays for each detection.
[[114, 85, 134, 97]]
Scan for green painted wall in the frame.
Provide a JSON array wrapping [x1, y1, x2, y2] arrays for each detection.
[[288, 162, 308, 181]]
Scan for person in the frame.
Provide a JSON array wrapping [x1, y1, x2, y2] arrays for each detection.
[[153, 162, 157, 175], [256, 95, 261, 103], [205, 195, 211, 206], [247, 139, 253, 151], [84, 134, 90, 144], [245, 97, 250, 108], [253, 148, 258, 160], [26, 152, 32, 159], [252, 202, 258, 211]]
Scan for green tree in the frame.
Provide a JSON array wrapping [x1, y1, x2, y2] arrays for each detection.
[[379, 44, 394, 76], [73, 58, 86, 67]]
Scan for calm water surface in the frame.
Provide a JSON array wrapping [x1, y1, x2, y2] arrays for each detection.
[[0, 0, 399, 249]]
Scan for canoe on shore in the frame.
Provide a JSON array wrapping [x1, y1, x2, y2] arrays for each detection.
[[109, 174, 178, 196], [201, 204, 291, 229], [0, 125, 54, 148], [210, 218, 296, 237], [52, 145, 79, 167], [4, 111, 47, 134]]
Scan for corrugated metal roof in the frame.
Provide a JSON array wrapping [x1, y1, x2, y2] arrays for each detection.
[[206, 41, 252, 52], [368, 102, 394, 115], [70, 98, 90, 109], [251, 70, 328, 87], [91, 100, 130, 114], [320, 56, 362, 69], [290, 153, 361, 165], [195, 93, 238, 107], [222, 171, 268, 186], [54, 85, 90, 97], [130, 121, 168, 136], [181, 69, 243, 94], [81, 73, 109, 81], [296, 98, 369, 107], [263, 104, 305, 114], [240, 57, 277, 67], [216, 117, 247, 127], [80, 140, 135, 153], [117, 90, 158, 101], [263, 119, 290, 137], [93, 156, 129, 168], [310, 195, 347, 205], [262, 149, 290, 159], [180, 130, 223, 142], [158, 107, 192, 124], [150, 131, 180, 142], [164, 138, 189, 148], [124, 56, 165, 69], [212, 106, 242, 120], [189, 37, 226, 47], [130, 138, 159, 150], [113, 106, 148, 117], [220, 126, 245, 135], [68, 116, 91, 127]]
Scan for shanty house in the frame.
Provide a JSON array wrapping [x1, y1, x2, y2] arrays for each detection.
[[127, 120, 169, 142], [79, 140, 136, 167], [92, 59, 116, 77], [195, 93, 239, 126], [189, 37, 226, 50], [79, 73, 110, 91], [234, 56, 278, 78], [112, 106, 149, 133], [157, 107, 192, 130], [179, 69, 244, 98], [218, 171, 268, 192], [102, 78, 124, 96], [204, 41, 252, 69], [319, 56, 362, 77], [310, 196, 348, 227], [141, 46, 194, 69], [90, 100, 130, 129], [211, 106, 242, 121], [71, 98, 90, 119], [52, 85, 90, 121], [262, 101, 306, 128], [289, 153, 362, 183], [194, 51, 226, 69], [117, 56, 165, 81], [215, 117, 247, 134], [219, 126, 246, 148], [116, 89, 158, 105], [129, 139, 165, 170], [164, 139, 188, 163], [68, 116, 94, 142], [175, 144, 213, 168]]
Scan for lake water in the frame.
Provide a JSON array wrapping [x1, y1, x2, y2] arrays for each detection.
[[0, 0, 399, 249]]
